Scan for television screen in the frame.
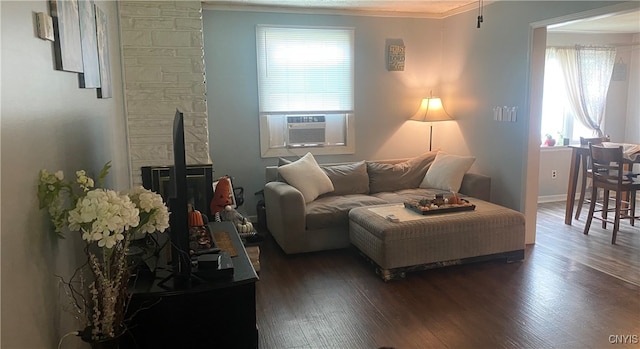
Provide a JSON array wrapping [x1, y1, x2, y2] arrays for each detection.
[[169, 109, 191, 286]]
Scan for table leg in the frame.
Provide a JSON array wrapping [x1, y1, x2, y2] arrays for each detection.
[[565, 148, 581, 225], [621, 162, 631, 213]]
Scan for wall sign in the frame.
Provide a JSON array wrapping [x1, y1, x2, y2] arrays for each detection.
[[388, 44, 405, 71]]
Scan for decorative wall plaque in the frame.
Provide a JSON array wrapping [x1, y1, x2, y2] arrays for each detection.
[[388, 44, 405, 71]]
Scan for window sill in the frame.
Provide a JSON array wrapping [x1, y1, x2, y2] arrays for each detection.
[[260, 144, 355, 158], [539, 145, 572, 152]]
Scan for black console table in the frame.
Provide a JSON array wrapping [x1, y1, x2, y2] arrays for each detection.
[[122, 221, 259, 349]]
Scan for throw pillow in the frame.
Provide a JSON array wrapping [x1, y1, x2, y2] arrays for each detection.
[[419, 152, 475, 193], [367, 151, 437, 193], [321, 161, 369, 196], [278, 152, 334, 203]]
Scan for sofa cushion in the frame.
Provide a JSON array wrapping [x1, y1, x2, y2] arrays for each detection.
[[320, 161, 369, 196], [306, 194, 388, 230], [367, 151, 437, 194], [278, 152, 334, 203], [370, 188, 448, 204], [419, 152, 475, 193]]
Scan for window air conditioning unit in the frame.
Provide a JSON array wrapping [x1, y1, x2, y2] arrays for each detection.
[[286, 115, 326, 146]]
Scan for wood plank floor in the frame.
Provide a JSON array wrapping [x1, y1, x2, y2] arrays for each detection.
[[536, 201, 640, 286], [254, 201, 640, 349]]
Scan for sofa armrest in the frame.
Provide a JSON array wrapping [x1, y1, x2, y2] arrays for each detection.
[[264, 181, 307, 252], [459, 173, 491, 201]]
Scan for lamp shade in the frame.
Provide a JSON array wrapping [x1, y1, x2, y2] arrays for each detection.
[[410, 97, 452, 122]]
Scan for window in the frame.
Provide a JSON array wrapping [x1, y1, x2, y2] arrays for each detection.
[[541, 50, 592, 145], [541, 46, 615, 146], [256, 25, 355, 157]]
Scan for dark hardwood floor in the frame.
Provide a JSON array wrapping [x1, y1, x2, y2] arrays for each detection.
[[254, 201, 640, 349]]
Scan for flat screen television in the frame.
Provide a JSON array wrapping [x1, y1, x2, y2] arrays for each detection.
[[169, 109, 191, 286]]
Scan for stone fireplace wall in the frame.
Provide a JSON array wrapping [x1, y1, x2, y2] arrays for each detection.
[[118, 1, 210, 186]]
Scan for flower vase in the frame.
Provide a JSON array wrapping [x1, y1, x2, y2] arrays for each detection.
[[86, 336, 120, 349], [79, 327, 125, 349]]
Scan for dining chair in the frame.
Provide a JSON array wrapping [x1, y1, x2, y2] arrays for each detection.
[[583, 144, 640, 244], [575, 135, 611, 220]]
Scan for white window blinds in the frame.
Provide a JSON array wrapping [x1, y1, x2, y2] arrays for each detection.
[[256, 25, 354, 114]]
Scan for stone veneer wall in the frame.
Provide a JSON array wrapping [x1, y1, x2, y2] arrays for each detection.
[[118, 1, 210, 186]]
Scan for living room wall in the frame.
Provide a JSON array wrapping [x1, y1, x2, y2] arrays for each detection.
[[203, 9, 446, 218], [439, 1, 635, 243], [203, 1, 627, 228], [1, 1, 127, 347], [438, 1, 627, 207]]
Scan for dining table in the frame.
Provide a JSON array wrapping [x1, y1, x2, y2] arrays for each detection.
[[563, 142, 640, 225]]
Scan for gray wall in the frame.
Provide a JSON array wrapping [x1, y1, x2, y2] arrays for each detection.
[[203, 1, 624, 218], [437, 1, 627, 210], [203, 10, 446, 216], [1, 1, 127, 348], [538, 148, 573, 200]]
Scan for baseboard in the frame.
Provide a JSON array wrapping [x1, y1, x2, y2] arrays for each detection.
[[538, 194, 640, 205], [538, 194, 568, 203]]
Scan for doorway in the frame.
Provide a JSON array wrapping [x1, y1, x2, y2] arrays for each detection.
[[525, 2, 640, 243]]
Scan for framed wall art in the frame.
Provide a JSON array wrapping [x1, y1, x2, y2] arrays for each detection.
[[78, 0, 100, 88], [95, 4, 112, 99], [50, 0, 84, 73]]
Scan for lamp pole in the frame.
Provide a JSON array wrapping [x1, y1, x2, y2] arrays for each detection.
[[429, 124, 434, 151]]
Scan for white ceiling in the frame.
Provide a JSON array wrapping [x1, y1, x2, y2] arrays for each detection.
[[204, 0, 640, 33]]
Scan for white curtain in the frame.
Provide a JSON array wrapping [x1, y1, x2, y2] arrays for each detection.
[[554, 46, 616, 137]]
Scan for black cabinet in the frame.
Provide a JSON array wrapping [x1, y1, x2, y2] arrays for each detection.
[[122, 222, 259, 349]]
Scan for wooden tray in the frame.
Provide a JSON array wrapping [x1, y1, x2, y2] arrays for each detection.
[[404, 200, 476, 215]]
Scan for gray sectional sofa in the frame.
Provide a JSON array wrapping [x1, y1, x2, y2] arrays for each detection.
[[264, 151, 492, 254]]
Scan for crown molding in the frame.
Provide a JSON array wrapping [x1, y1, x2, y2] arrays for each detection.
[[202, 1, 491, 19]]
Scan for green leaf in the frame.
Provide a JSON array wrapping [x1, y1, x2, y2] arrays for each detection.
[[96, 162, 112, 188]]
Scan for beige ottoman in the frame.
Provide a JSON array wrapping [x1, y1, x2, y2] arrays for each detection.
[[349, 199, 525, 281]]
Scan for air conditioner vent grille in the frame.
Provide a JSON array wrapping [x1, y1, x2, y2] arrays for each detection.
[[286, 115, 326, 146]]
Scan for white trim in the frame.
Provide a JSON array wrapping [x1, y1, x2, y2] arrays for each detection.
[[537, 194, 569, 204], [530, 2, 640, 30], [539, 145, 573, 153]]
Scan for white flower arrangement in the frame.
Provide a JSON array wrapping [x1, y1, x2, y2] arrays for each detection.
[[38, 162, 169, 342]]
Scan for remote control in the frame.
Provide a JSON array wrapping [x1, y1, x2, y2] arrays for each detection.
[[386, 214, 400, 223]]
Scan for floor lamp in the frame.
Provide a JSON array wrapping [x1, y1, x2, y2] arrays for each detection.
[[410, 94, 453, 151]]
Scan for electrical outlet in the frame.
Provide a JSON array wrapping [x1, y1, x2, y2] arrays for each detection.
[[551, 170, 558, 179]]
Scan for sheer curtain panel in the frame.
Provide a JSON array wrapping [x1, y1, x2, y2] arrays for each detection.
[[555, 46, 616, 137]]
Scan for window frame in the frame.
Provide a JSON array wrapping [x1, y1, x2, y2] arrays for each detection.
[[541, 50, 589, 146], [256, 25, 356, 158]]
